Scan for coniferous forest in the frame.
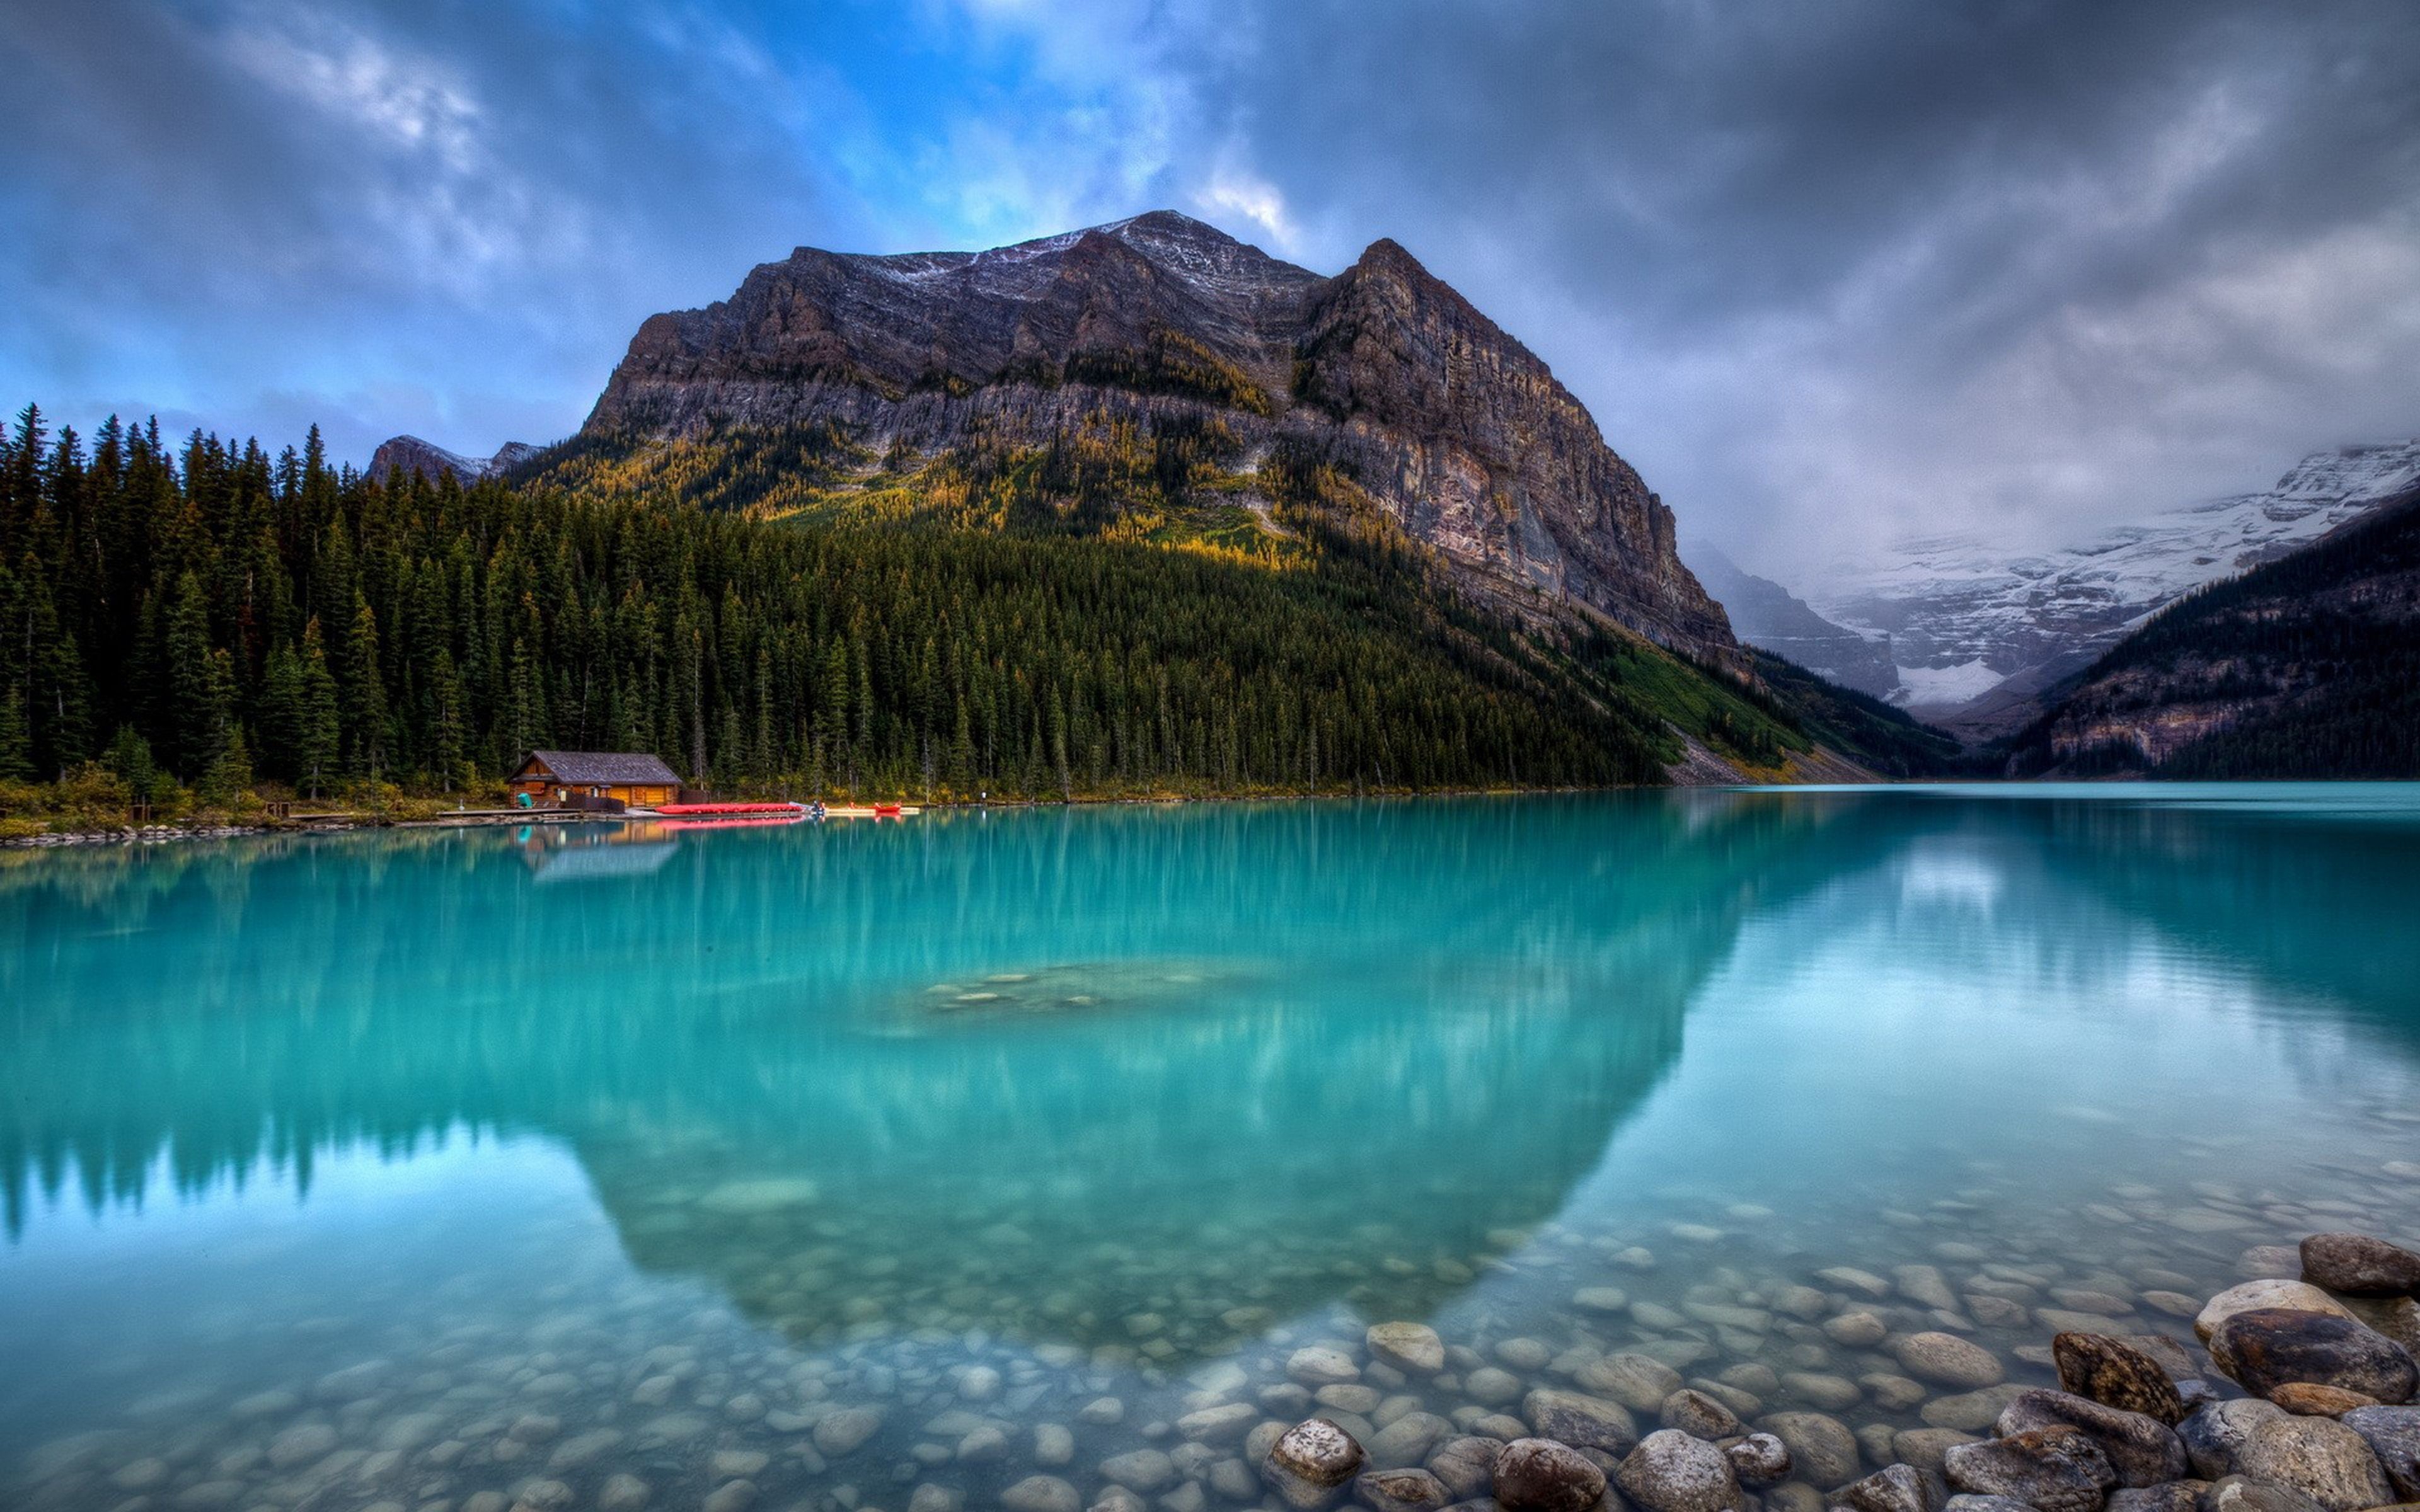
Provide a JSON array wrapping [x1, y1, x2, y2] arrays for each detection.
[[0, 404, 1928, 823]]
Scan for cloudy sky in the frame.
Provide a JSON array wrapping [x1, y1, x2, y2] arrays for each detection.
[[6, 0, 2417, 576]]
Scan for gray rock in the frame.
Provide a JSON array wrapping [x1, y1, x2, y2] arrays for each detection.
[[509, 1480, 578, 1512], [2340, 1404, 2420, 1498], [1102, 1448, 1176, 1492], [1618, 1429, 1746, 1512], [1465, 1367, 1523, 1407], [1729, 1433, 1794, 1486], [2209, 1309, 2417, 1404], [1369, 1412, 1453, 1469], [1036, 1422, 1075, 1465], [1898, 1334, 2008, 1390], [1368, 1324, 1446, 1375], [2196, 1474, 2326, 1512], [1089, 1489, 1147, 1512], [2196, 1285, 2357, 1344], [1292, 1348, 1364, 1387], [2103, 1484, 2203, 1512], [1896, 1431, 1981, 1474], [2181, 1400, 2290, 1481], [1829, 1313, 1891, 1348], [1493, 1438, 1609, 1512], [1927, 1389, 2048, 1435], [268, 1423, 340, 1469], [909, 1485, 965, 1512], [1180, 1403, 1259, 1443], [2300, 1234, 2420, 1298], [1940, 1427, 2118, 1512], [1524, 1389, 1639, 1455], [2110, 1490, 2207, 1509], [1000, 1475, 1082, 1512], [1830, 1463, 1945, 1512], [1581, 1354, 1688, 1412], [1765, 1412, 1865, 1491], [1943, 1498, 2039, 1512], [1998, 1390, 2189, 1487], [700, 1482, 757, 1512], [1265, 1418, 1366, 1511], [2054, 1335, 2189, 1426], [1664, 1389, 1743, 1440], [814, 1407, 883, 1456], [2232, 1415, 2394, 1512], [1425, 1436, 1503, 1499], [598, 1474, 652, 1512], [1354, 1467, 1451, 1512]]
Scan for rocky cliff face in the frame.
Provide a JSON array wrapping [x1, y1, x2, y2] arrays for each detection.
[[369, 436, 539, 484], [580, 211, 1734, 658]]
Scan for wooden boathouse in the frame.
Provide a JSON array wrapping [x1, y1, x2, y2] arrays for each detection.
[[507, 750, 683, 810]]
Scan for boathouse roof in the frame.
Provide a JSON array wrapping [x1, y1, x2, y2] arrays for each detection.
[[519, 749, 683, 786]]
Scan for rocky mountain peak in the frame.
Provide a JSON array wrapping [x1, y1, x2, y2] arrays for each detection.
[[573, 215, 1736, 658], [368, 435, 537, 485]]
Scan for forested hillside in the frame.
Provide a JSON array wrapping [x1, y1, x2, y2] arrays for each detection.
[[0, 404, 1913, 813]]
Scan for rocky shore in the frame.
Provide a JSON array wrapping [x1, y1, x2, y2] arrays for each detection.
[[16, 1214, 2420, 1512], [1248, 1230, 2420, 1512]]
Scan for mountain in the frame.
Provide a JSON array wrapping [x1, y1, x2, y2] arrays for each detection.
[[568, 210, 1735, 660], [368, 435, 540, 484], [2011, 478, 2420, 777], [1801, 440, 2420, 734], [1685, 541, 1898, 697]]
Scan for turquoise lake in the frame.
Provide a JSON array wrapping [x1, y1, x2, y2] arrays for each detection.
[[4, 785, 2419, 1512]]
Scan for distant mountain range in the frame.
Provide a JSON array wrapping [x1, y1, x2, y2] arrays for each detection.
[[1683, 543, 1899, 699], [1704, 440, 2420, 736], [2011, 476, 2420, 777]]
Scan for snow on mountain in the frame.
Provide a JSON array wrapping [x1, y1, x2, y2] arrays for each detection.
[[1797, 439, 2420, 731]]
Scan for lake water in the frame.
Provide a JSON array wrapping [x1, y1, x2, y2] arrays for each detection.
[[4, 786, 2419, 1512]]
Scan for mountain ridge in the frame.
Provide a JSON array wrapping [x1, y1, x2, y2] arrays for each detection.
[[2011, 477, 2420, 777], [369, 435, 540, 484], [1794, 438, 2420, 734], [1684, 541, 1898, 698], [572, 210, 1737, 661]]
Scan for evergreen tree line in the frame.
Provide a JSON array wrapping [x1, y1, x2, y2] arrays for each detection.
[[0, 403, 1759, 804]]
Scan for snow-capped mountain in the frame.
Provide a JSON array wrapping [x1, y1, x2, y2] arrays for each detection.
[[1801, 440, 2420, 733]]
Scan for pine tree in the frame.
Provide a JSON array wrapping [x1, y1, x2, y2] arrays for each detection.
[[428, 648, 466, 792], [164, 571, 228, 779], [296, 619, 340, 799], [0, 682, 32, 781], [198, 724, 254, 806], [343, 594, 386, 781], [103, 725, 159, 803]]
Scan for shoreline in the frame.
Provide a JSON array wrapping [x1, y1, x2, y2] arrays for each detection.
[[7, 776, 2406, 850]]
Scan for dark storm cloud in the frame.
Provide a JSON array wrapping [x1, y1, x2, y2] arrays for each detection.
[[0, 0, 892, 461], [4, 0, 2417, 575], [1136, 0, 2420, 562]]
